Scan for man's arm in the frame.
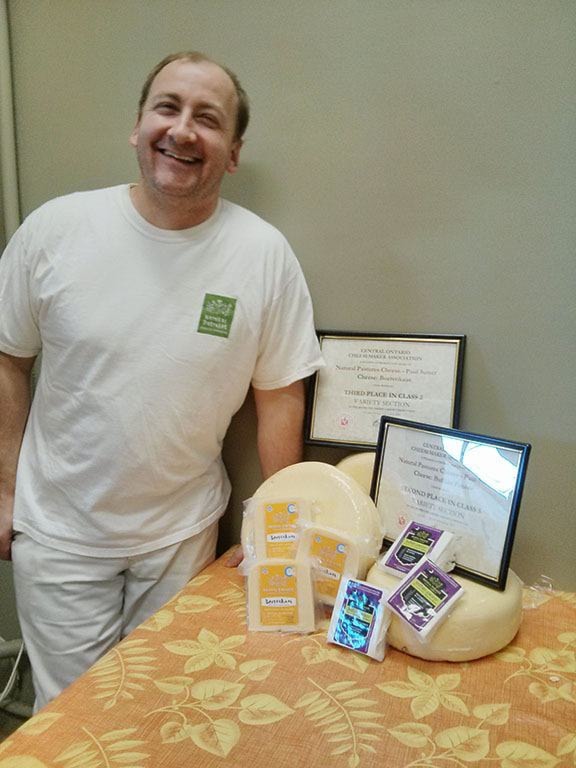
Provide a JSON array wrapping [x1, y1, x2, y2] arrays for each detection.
[[0, 351, 35, 560], [225, 379, 306, 567], [253, 379, 306, 479]]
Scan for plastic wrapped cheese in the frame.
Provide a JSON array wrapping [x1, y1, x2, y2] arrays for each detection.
[[336, 452, 376, 495], [386, 557, 464, 638], [298, 525, 361, 605], [380, 521, 457, 576], [247, 559, 316, 633], [242, 498, 312, 561], [366, 562, 523, 661], [328, 577, 391, 661], [245, 462, 383, 578]]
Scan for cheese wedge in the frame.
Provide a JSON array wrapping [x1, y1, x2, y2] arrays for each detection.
[[242, 498, 311, 561], [298, 525, 361, 605], [247, 559, 315, 633], [366, 562, 523, 661]]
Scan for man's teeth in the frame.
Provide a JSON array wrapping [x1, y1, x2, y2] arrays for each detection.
[[162, 149, 199, 163]]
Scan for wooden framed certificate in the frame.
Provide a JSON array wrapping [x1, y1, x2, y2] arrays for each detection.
[[305, 332, 465, 450], [371, 418, 531, 590]]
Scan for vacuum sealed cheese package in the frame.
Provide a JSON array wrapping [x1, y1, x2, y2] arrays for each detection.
[[327, 577, 391, 661], [241, 497, 311, 561], [246, 559, 316, 634], [386, 557, 463, 638], [298, 525, 361, 605], [380, 521, 456, 576]]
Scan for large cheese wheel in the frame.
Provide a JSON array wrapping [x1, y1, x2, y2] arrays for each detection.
[[246, 462, 383, 577], [366, 563, 523, 661], [336, 452, 376, 495]]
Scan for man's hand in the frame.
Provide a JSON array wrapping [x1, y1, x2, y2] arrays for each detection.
[[224, 545, 244, 568], [0, 494, 14, 560]]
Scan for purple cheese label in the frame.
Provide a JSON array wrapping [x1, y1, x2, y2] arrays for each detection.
[[387, 559, 461, 633], [384, 522, 445, 574], [331, 580, 384, 654]]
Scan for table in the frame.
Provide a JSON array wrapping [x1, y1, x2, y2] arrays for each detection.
[[1, 552, 574, 767]]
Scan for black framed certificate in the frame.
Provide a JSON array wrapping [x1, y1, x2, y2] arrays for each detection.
[[371, 418, 531, 590], [305, 332, 465, 450]]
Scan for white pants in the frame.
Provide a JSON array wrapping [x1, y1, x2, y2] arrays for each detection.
[[12, 523, 218, 711]]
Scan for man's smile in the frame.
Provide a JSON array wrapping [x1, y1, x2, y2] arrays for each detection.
[[158, 147, 202, 164]]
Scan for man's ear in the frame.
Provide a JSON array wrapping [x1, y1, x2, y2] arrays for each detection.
[[227, 140, 243, 174], [129, 121, 140, 148]]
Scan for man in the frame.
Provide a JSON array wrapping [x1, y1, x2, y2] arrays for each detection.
[[0, 52, 323, 709]]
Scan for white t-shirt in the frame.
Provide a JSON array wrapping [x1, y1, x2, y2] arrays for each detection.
[[0, 185, 323, 556]]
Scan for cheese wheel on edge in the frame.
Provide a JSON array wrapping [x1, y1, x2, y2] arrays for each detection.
[[336, 452, 376, 495], [248, 462, 383, 578], [366, 563, 523, 662]]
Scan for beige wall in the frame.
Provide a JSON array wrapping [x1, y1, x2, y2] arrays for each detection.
[[2, 0, 575, 602]]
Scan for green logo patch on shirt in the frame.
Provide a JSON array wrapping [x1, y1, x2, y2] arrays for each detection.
[[198, 293, 237, 338]]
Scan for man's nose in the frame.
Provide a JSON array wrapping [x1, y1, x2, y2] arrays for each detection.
[[168, 116, 197, 143]]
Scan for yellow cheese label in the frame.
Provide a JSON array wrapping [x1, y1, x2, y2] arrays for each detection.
[[309, 533, 348, 600], [259, 563, 299, 626], [263, 501, 300, 559]]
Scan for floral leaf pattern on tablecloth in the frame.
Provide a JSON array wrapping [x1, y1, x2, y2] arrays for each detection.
[[174, 594, 219, 613], [2, 562, 575, 768], [472, 702, 511, 726], [435, 726, 490, 761], [16, 713, 62, 736], [388, 722, 433, 748], [53, 727, 149, 768], [387, 724, 566, 766], [495, 741, 561, 767], [496, 632, 576, 704], [188, 678, 245, 709], [237, 659, 277, 681], [140, 574, 220, 631], [146, 672, 293, 758], [188, 574, 212, 588], [188, 718, 240, 757], [377, 667, 469, 719], [238, 693, 294, 724], [88, 638, 156, 710], [295, 679, 385, 767], [217, 581, 247, 620], [300, 636, 369, 673], [556, 732, 576, 763], [139, 608, 174, 632], [164, 629, 246, 672]]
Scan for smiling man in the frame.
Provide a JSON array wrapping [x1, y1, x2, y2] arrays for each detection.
[[0, 52, 323, 709], [130, 56, 243, 227]]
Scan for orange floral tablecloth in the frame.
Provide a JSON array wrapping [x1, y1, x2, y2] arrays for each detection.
[[1, 553, 574, 768]]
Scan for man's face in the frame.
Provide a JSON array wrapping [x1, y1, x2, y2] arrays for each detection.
[[130, 59, 242, 210]]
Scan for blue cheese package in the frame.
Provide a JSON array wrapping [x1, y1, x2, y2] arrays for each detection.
[[327, 577, 391, 661]]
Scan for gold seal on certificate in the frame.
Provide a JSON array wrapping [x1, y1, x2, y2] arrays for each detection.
[[305, 332, 465, 449], [371, 418, 531, 590]]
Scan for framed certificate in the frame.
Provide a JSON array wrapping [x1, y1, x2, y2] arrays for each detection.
[[305, 332, 465, 450], [371, 418, 531, 590]]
